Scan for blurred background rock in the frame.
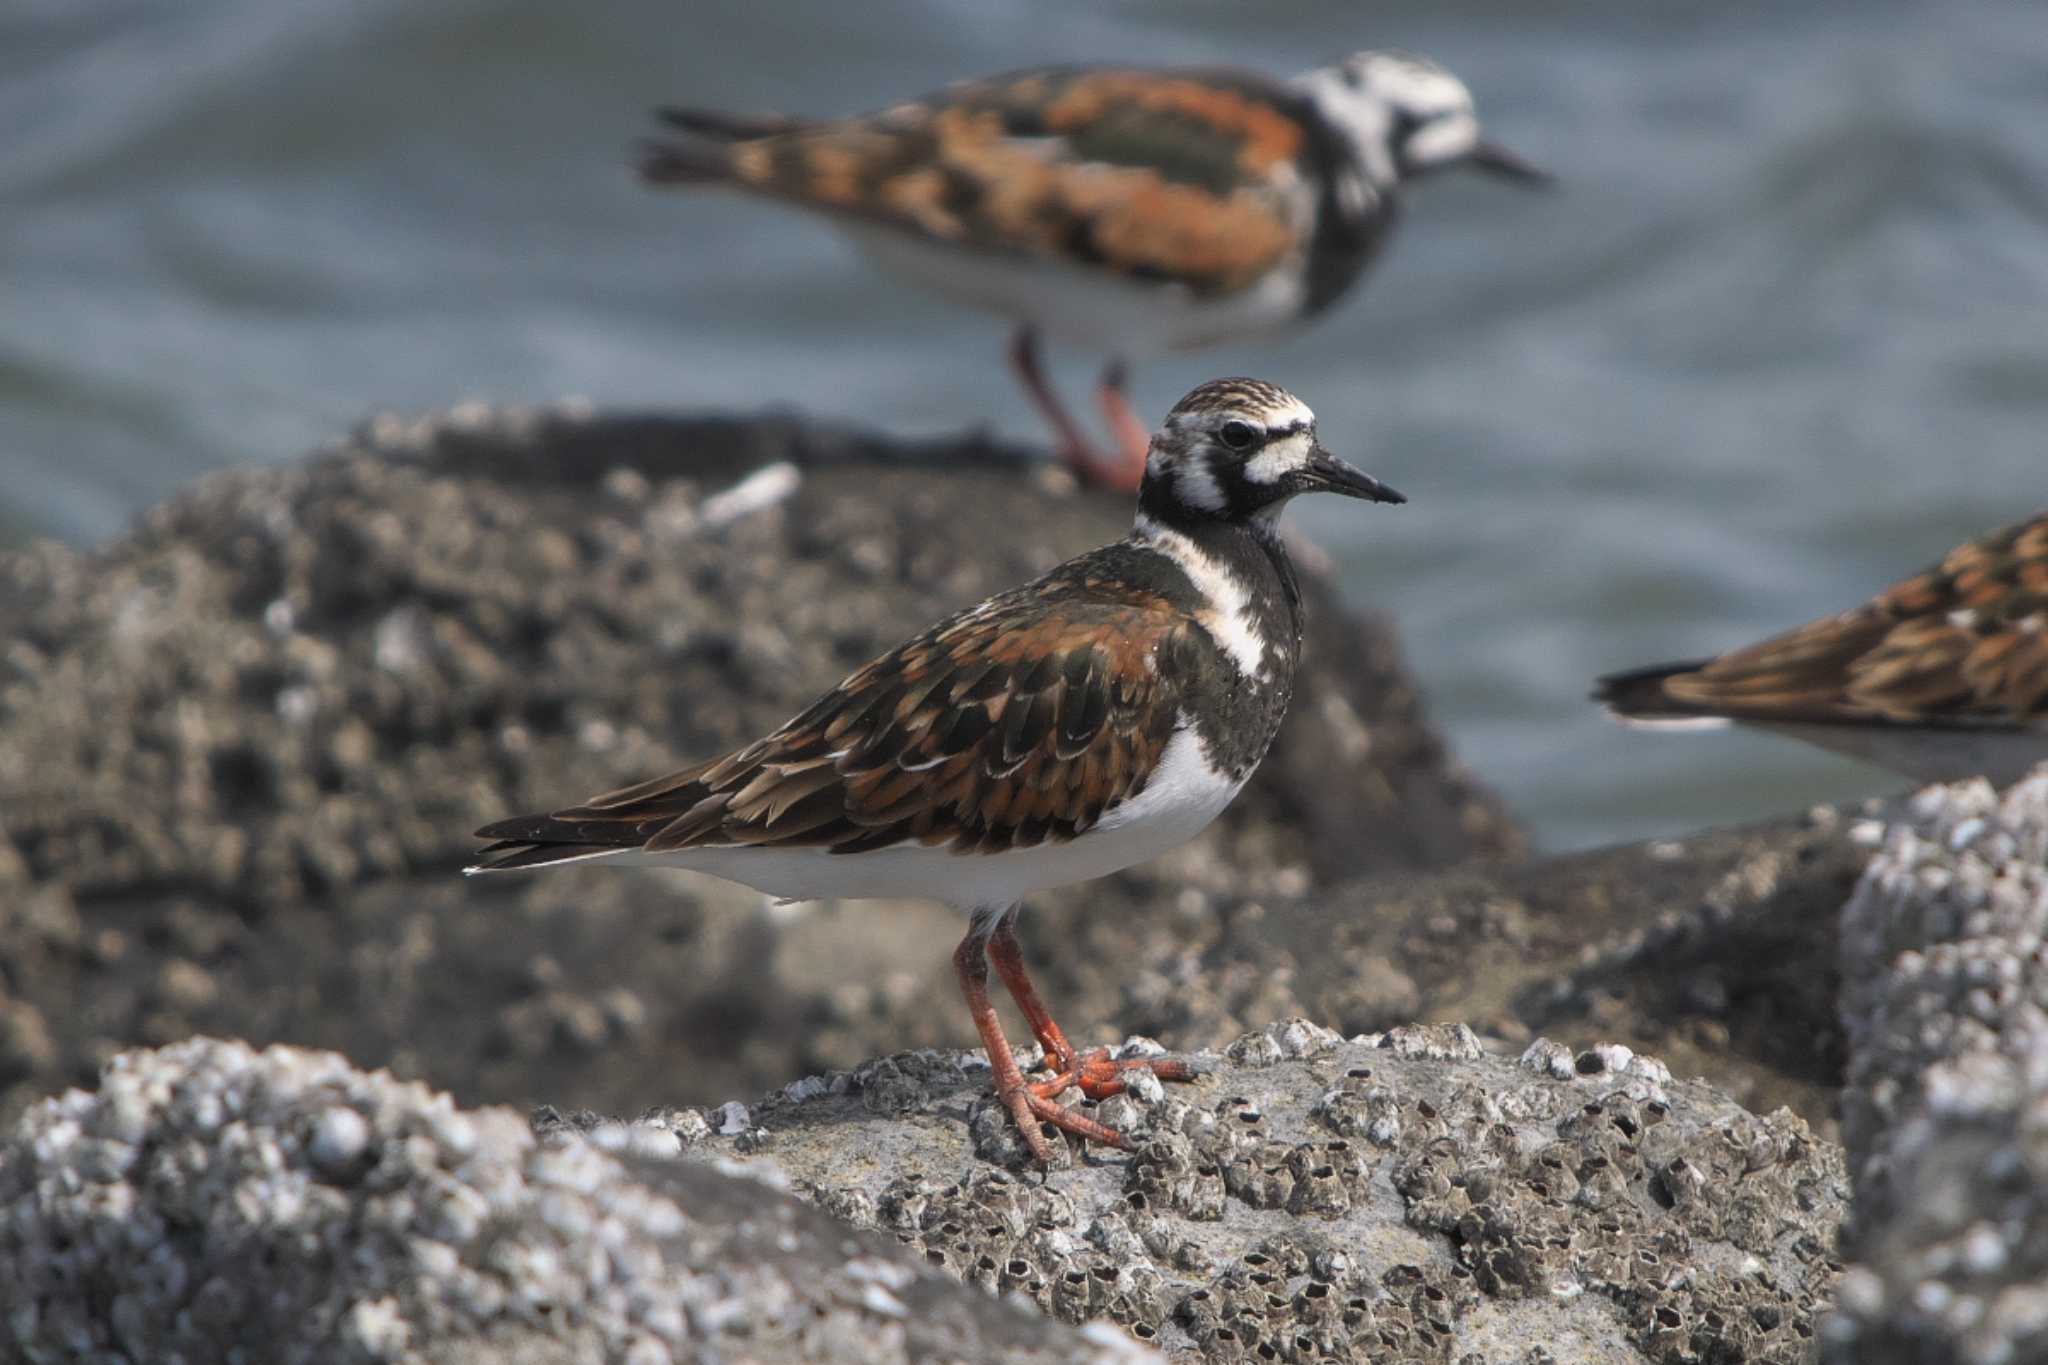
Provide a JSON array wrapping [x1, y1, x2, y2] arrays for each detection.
[[6, 0, 2043, 852]]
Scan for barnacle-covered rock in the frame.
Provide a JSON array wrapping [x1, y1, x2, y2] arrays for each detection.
[[0, 1038, 1150, 1364], [4, 1019, 1850, 1362], [1826, 772, 2048, 1364], [659, 1018, 1847, 1363]]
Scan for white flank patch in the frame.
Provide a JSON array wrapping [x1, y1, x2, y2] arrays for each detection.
[[1134, 514, 1269, 678], [1091, 723, 1245, 836], [839, 222, 1309, 355], [1242, 430, 1315, 484]]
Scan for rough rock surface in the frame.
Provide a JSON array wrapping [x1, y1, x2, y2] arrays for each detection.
[[0, 405, 1520, 1124], [0, 1036, 1161, 1365], [1825, 774, 2048, 1365], [1266, 805, 1884, 1129], [574, 1018, 1848, 1364], [1021, 804, 1884, 1136], [3, 1026, 1846, 1365]]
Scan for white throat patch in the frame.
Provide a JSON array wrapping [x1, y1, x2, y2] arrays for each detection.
[[1133, 513, 1269, 678], [1171, 458, 1227, 514]]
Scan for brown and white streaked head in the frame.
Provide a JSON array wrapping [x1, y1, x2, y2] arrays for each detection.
[[1137, 378, 1404, 529]]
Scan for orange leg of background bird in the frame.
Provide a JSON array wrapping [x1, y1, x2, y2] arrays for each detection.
[[1094, 360, 1154, 492], [954, 931, 1128, 1161], [986, 915, 1195, 1104], [1007, 326, 1135, 491]]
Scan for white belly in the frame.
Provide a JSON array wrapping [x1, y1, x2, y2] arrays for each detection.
[[839, 224, 1307, 356], [615, 725, 1245, 909], [1755, 721, 2048, 788]]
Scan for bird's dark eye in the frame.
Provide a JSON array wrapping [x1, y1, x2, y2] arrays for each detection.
[[1218, 420, 1257, 451]]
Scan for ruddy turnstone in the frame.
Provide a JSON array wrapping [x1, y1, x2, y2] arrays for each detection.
[[640, 53, 1542, 491], [1597, 511, 2048, 786], [468, 378, 1404, 1160]]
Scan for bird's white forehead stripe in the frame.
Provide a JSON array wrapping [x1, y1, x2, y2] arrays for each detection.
[[1133, 515, 1268, 677], [1261, 397, 1317, 430], [1242, 431, 1315, 485], [1355, 55, 1471, 114]]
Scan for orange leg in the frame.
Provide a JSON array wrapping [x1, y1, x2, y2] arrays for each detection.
[[1006, 327, 1133, 491], [986, 912, 1195, 1106], [954, 926, 1127, 1161], [1093, 360, 1153, 493]]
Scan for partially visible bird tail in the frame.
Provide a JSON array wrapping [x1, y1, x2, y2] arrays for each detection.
[[636, 134, 735, 186], [655, 106, 808, 140], [464, 840, 626, 875], [638, 106, 812, 187], [1592, 660, 1731, 730]]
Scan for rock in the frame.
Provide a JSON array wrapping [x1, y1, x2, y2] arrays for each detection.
[[0, 1037, 1161, 1365], [4, 1025, 1846, 1365], [579, 1018, 1847, 1363], [1825, 774, 2048, 1365], [0, 795, 1875, 1159], [0, 404, 1519, 1123], [1045, 805, 1882, 1132]]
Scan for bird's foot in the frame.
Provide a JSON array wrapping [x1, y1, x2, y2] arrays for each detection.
[[996, 1079, 1132, 1163], [988, 1046, 1195, 1162], [1031, 1046, 1196, 1103]]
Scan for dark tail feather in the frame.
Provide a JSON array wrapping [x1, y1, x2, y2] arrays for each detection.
[[637, 135, 734, 186], [465, 839, 624, 875], [1592, 660, 1715, 720], [656, 106, 807, 140]]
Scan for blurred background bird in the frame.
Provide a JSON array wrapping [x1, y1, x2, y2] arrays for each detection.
[[641, 51, 1546, 490], [6, 0, 2045, 850], [1598, 511, 2048, 785]]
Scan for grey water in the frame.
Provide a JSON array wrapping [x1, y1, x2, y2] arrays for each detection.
[[4, 0, 2044, 854]]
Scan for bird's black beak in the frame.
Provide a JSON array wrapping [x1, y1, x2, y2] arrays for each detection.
[[1467, 140, 1552, 187], [1305, 445, 1405, 505]]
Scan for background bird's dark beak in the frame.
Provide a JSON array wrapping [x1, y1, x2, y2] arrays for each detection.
[[1467, 140, 1552, 186], [1307, 445, 1405, 505]]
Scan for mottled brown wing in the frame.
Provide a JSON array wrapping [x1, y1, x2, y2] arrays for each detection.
[[1604, 514, 2048, 727], [641, 68, 1309, 294], [473, 585, 1193, 864]]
